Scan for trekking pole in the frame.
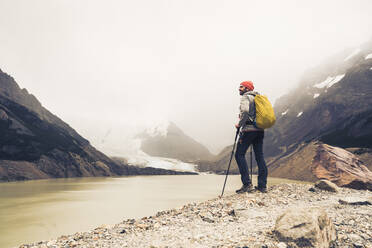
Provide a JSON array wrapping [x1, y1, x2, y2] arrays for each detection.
[[250, 145, 253, 183], [220, 127, 240, 198]]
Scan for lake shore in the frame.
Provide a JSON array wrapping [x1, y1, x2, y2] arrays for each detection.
[[20, 183, 372, 248]]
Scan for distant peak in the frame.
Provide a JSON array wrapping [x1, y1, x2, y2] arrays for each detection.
[[145, 120, 170, 137]]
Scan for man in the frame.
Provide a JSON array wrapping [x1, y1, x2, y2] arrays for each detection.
[[235, 81, 268, 193]]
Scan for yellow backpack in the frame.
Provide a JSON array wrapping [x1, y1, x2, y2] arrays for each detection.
[[249, 93, 276, 129]]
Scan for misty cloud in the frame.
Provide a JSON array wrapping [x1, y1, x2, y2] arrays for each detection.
[[1, 0, 372, 153]]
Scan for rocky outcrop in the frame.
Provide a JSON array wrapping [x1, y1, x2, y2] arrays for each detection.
[[274, 207, 336, 248], [312, 143, 372, 190], [269, 142, 372, 190]]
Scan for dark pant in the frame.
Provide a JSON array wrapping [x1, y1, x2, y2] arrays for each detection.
[[234, 131, 268, 188]]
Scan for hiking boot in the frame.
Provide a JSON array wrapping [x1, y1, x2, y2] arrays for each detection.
[[255, 186, 268, 193], [236, 184, 255, 194]]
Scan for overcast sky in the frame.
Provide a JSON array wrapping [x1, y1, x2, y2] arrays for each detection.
[[1, 0, 372, 155]]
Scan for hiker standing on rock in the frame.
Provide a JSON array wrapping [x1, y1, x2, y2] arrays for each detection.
[[235, 81, 268, 193]]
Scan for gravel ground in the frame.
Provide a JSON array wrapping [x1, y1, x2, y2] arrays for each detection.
[[21, 183, 372, 248]]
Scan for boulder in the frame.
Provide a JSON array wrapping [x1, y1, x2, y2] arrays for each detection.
[[268, 142, 372, 191], [312, 143, 372, 190], [274, 207, 336, 248], [314, 180, 339, 192]]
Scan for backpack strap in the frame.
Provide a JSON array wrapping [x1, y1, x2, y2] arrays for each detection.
[[245, 92, 257, 125]]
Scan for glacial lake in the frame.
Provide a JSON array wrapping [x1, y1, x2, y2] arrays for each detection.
[[0, 175, 309, 248]]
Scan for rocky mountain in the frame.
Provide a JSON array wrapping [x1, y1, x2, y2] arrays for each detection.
[[0, 69, 193, 182], [266, 40, 372, 160], [263, 39, 372, 181], [199, 39, 372, 181], [137, 121, 213, 162]]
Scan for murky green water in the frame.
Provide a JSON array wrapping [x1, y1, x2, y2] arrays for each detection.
[[0, 175, 309, 248]]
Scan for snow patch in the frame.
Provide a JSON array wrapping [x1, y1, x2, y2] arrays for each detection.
[[314, 74, 345, 89], [314, 76, 334, 88], [313, 93, 320, 99], [327, 74, 345, 88], [281, 109, 289, 116], [365, 53, 372, 60], [344, 48, 361, 61], [297, 112, 303, 117]]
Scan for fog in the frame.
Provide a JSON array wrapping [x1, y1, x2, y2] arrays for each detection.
[[1, 0, 372, 154]]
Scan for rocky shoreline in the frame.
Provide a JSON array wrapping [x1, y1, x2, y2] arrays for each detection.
[[21, 183, 372, 248]]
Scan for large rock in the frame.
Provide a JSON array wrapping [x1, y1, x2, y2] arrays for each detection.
[[314, 180, 339, 192], [268, 142, 372, 190], [312, 143, 372, 190], [274, 207, 336, 248]]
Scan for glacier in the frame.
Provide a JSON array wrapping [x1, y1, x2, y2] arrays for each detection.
[[126, 155, 197, 172], [92, 121, 197, 173]]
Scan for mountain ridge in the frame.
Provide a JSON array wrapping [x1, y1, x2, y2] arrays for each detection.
[[0, 69, 195, 182]]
